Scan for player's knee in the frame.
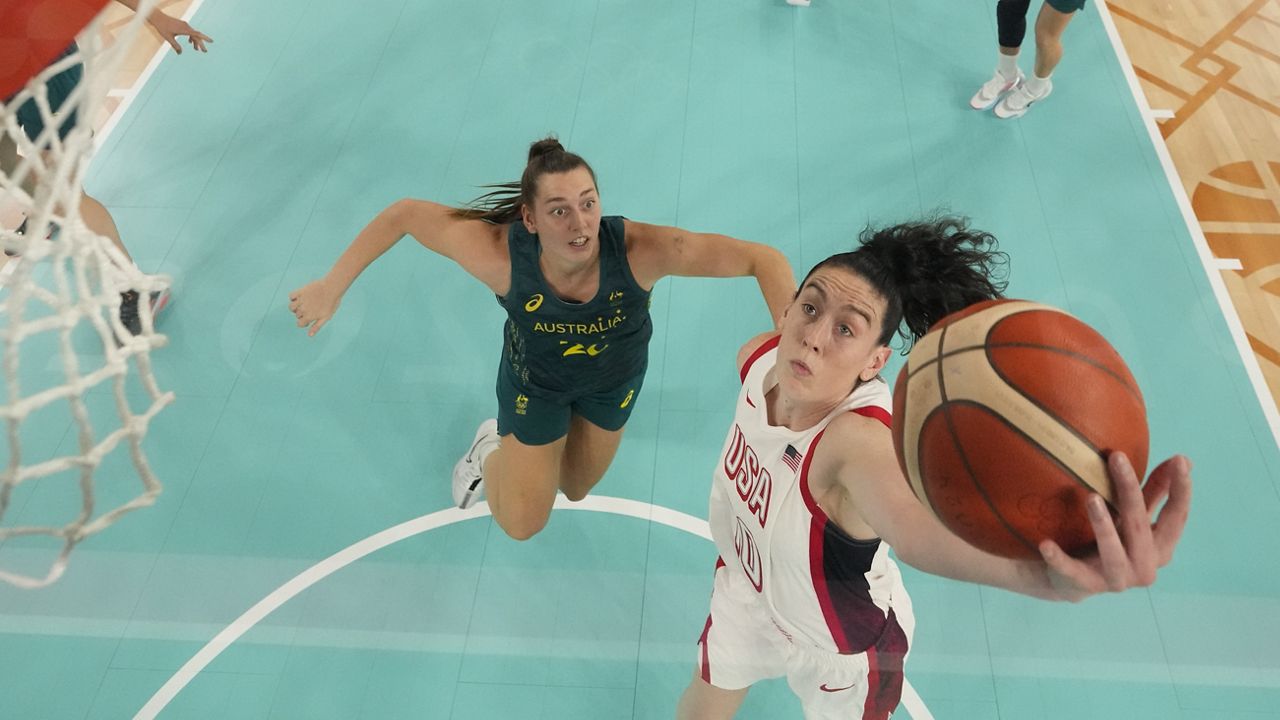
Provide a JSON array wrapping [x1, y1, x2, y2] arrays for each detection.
[[492, 502, 552, 541], [1034, 24, 1063, 51], [559, 478, 592, 502], [559, 470, 604, 502], [499, 515, 549, 541]]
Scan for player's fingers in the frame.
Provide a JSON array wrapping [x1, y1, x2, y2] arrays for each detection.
[[308, 317, 328, 337], [1109, 452, 1156, 583], [165, 36, 182, 54], [1141, 461, 1173, 520], [1150, 455, 1192, 566], [1039, 540, 1100, 601], [1086, 494, 1132, 591]]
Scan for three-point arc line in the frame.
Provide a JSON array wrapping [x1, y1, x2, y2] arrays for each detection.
[[134, 495, 933, 720]]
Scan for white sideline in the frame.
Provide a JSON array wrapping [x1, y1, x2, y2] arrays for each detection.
[[1095, 0, 1280, 453], [94, 0, 212, 150]]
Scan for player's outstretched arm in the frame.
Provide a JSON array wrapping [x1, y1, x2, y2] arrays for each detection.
[[827, 417, 1192, 602], [624, 220, 796, 329], [289, 199, 505, 336]]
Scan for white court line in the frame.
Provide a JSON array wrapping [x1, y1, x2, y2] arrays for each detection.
[[93, 0, 212, 150], [134, 496, 933, 720], [1215, 257, 1244, 271], [1149, 108, 1175, 119], [1095, 1, 1280, 453]]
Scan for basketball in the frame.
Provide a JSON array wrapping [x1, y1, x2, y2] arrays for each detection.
[[891, 299, 1149, 560], [0, 0, 109, 99]]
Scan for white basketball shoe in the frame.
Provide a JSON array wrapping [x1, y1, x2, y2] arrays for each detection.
[[969, 68, 1024, 111], [994, 78, 1053, 119], [452, 419, 499, 509]]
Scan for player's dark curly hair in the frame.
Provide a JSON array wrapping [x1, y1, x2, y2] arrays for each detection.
[[450, 136, 597, 225], [800, 216, 1009, 352]]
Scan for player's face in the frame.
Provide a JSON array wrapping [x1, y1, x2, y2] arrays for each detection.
[[521, 167, 602, 261], [776, 267, 892, 404]]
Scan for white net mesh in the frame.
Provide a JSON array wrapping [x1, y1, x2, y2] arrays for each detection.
[[1, 1, 174, 589]]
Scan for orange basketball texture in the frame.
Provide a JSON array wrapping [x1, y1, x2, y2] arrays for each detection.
[[891, 299, 1149, 559], [0, 0, 110, 99]]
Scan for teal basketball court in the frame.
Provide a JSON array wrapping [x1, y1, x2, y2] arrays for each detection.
[[2, 0, 1278, 717]]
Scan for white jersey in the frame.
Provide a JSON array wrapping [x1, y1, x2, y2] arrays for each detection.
[[709, 336, 907, 655]]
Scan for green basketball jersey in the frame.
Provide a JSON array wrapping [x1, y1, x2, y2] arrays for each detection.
[[498, 216, 653, 394]]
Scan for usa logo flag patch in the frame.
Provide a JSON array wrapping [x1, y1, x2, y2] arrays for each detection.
[[782, 444, 802, 472]]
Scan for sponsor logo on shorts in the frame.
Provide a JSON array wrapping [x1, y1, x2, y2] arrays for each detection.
[[619, 389, 635, 409], [515, 393, 529, 416], [819, 682, 856, 693]]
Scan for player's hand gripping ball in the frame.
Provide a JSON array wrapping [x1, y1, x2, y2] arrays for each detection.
[[891, 300, 1148, 559]]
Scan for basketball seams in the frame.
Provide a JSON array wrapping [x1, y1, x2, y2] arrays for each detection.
[[942, 345, 1115, 504], [896, 299, 1144, 558], [933, 328, 1042, 556], [910, 341, 1143, 404], [983, 344, 1126, 511], [944, 399, 1107, 541], [899, 357, 940, 517], [903, 302, 1041, 384], [983, 342, 1143, 404]]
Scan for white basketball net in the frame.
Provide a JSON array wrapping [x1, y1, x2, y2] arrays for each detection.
[[0, 1, 173, 589]]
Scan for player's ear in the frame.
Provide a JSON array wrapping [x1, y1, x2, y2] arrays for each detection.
[[860, 345, 891, 382], [521, 202, 536, 234]]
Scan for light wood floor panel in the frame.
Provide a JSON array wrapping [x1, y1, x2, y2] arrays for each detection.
[[1113, 0, 1280, 416]]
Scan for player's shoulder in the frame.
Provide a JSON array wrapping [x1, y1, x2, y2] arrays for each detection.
[[736, 332, 780, 379], [822, 407, 893, 465], [809, 409, 895, 492], [826, 408, 891, 441]]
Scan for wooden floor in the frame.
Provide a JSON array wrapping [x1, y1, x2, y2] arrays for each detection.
[[1110, 0, 1280, 412], [7, 0, 1280, 419]]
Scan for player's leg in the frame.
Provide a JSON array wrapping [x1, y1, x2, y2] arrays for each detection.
[[676, 674, 749, 720], [558, 372, 643, 500], [970, 0, 1031, 110], [453, 366, 572, 540], [994, 0, 1080, 118], [484, 431, 567, 540], [678, 564, 787, 719], [558, 415, 624, 501], [79, 192, 132, 262], [1032, 0, 1081, 80]]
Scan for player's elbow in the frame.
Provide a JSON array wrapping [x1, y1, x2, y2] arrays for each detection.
[[751, 244, 789, 277], [385, 198, 416, 227]]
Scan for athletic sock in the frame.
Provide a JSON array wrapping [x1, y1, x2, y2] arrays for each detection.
[[998, 52, 1020, 79], [1024, 73, 1051, 97]]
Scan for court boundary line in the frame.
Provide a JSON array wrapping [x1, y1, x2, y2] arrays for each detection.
[[94, 0, 213, 151], [133, 496, 933, 720], [1094, 0, 1280, 454]]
